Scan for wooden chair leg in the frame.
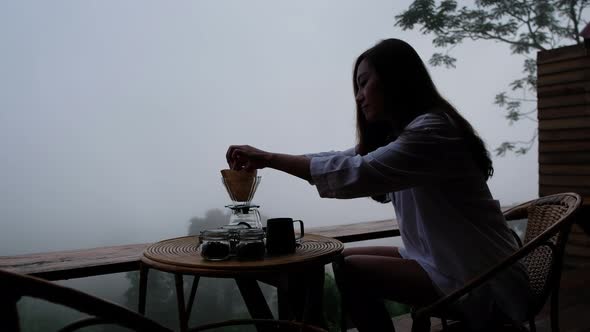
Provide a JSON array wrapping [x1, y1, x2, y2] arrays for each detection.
[[411, 311, 431, 332], [340, 308, 347, 332], [1, 291, 21, 332], [529, 318, 536, 332], [550, 291, 560, 332], [411, 317, 431, 332], [441, 316, 448, 330]]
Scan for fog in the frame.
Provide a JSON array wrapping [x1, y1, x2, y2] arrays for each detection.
[[1, 0, 538, 255]]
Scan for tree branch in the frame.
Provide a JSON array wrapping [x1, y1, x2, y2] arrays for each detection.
[[568, 0, 582, 42], [576, 1, 589, 28], [395, 0, 587, 156], [440, 25, 541, 50], [524, 1, 547, 49], [500, 0, 547, 50]]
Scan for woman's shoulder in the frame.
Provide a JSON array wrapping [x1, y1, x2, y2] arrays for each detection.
[[405, 111, 455, 132]]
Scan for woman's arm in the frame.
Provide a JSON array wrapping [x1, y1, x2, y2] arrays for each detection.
[[308, 113, 482, 199], [227, 114, 474, 199], [226, 145, 312, 182], [303, 147, 357, 159]]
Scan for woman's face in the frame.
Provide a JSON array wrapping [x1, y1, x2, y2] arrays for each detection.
[[355, 59, 387, 123]]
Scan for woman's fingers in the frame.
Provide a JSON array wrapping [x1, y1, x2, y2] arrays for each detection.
[[227, 145, 250, 170], [226, 145, 241, 165], [226, 145, 264, 170], [231, 148, 242, 165], [226, 146, 233, 165], [226, 145, 242, 169], [228, 158, 238, 170]]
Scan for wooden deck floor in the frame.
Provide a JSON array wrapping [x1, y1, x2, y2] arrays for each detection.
[[347, 265, 590, 332], [534, 264, 590, 332]]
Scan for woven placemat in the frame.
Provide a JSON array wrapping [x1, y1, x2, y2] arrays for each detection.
[[143, 233, 343, 270]]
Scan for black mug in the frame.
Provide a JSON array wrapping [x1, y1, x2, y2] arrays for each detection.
[[265, 218, 304, 255]]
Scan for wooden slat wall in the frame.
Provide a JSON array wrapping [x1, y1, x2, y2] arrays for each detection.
[[538, 43, 590, 265], [537, 44, 590, 206]]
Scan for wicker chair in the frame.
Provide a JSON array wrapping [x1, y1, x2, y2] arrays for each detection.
[[0, 268, 327, 332], [412, 192, 582, 332], [0, 268, 172, 332]]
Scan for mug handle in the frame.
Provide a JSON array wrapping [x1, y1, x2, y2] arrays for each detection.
[[294, 219, 304, 240]]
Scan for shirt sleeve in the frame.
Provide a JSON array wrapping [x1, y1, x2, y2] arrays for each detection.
[[309, 113, 482, 199], [304, 147, 357, 159]]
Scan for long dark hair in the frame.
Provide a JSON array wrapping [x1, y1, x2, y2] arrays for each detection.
[[353, 39, 493, 184]]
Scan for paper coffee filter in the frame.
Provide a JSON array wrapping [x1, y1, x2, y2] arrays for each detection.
[[220, 169, 260, 203], [221, 169, 257, 180]]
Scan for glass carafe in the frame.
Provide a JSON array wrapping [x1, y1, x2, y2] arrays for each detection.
[[227, 205, 262, 229]]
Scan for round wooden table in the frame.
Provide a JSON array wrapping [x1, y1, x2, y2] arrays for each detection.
[[138, 234, 343, 332]]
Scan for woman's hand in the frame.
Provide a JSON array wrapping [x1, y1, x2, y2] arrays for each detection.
[[226, 145, 272, 171], [225, 145, 312, 181]]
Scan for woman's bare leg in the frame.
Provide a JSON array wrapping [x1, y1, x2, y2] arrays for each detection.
[[334, 246, 439, 332], [342, 246, 401, 258]]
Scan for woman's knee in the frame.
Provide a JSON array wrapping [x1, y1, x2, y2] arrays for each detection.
[[332, 254, 364, 292], [341, 255, 371, 280], [342, 246, 399, 258], [335, 255, 372, 291]]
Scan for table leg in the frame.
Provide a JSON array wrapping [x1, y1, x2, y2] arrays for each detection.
[[185, 276, 200, 319], [302, 266, 326, 327], [254, 268, 327, 326], [286, 272, 309, 321], [235, 278, 274, 319], [138, 263, 149, 315], [174, 273, 188, 332], [277, 273, 291, 320], [277, 268, 327, 326]]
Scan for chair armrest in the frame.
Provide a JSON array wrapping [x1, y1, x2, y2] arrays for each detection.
[[509, 228, 523, 248], [503, 203, 529, 222], [0, 269, 170, 332]]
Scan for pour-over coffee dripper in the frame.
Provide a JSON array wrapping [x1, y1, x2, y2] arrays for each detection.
[[221, 169, 262, 229], [221, 169, 261, 206]]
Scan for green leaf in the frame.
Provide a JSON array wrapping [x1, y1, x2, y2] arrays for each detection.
[[495, 142, 515, 156], [494, 92, 507, 106], [429, 53, 457, 68], [507, 101, 521, 112], [506, 109, 521, 123], [510, 79, 525, 90]]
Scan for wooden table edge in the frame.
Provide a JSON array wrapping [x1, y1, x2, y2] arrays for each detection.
[[140, 234, 344, 277]]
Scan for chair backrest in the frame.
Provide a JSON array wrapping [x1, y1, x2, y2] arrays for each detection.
[[503, 193, 582, 315], [0, 268, 171, 332]]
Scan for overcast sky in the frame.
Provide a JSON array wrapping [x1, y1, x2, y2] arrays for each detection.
[[0, 1, 545, 255]]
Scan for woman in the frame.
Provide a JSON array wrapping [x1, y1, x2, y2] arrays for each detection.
[[226, 39, 530, 331]]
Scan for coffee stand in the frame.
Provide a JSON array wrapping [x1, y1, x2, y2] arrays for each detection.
[[137, 170, 344, 331], [138, 234, 343, 332]]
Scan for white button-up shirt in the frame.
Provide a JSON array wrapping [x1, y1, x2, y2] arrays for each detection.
[[307, 113, 530, 325]]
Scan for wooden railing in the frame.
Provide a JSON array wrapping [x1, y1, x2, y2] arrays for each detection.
[[3, 212, 587, 332], [0, 219, 400, 281]]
